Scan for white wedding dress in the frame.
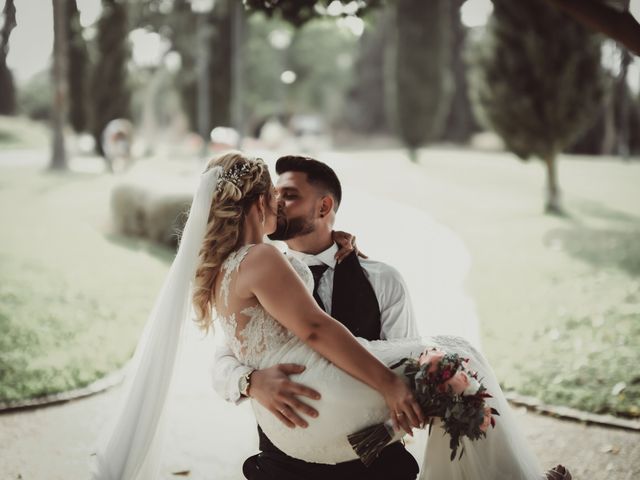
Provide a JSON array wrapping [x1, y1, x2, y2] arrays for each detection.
[[216, 244, 544, 480]]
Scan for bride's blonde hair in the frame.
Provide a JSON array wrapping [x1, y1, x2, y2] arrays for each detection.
[[191, 151, 272, 333]]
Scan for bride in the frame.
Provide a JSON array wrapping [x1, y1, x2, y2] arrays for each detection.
[[91, 152, 570, 480]]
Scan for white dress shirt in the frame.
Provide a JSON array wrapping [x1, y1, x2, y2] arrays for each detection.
[[210, 244, 420, 404]]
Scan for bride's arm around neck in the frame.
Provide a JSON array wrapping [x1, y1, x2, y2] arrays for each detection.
[[236, 243, 424, 432], [237, 243, 396, 393]]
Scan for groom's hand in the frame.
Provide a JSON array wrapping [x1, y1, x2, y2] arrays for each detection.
[[248, 364, 321, 429]]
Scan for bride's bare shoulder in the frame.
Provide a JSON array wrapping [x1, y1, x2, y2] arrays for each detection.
[[235, 243, 295, 296], [245, 242, 284, 259], [240, 243, 290, 274]]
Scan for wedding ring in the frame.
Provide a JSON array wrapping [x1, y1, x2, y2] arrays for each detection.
[[395, 411, 404, 417]]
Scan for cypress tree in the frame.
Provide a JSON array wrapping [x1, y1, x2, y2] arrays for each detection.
[[66, 0, 90, 133], [0, 0, 17, 115], [345, 8, 392, 134], [175, 0, 232, 134], [469, 0, 605, 213], [90, 0, 131, 157], [51, 0, 69, 170], [209, 1, 233, 130], [395, 0, 453, 161], [441, 0, 478, 144]]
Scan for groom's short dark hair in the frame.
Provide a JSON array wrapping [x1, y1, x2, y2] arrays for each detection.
[[275, 155, 342, 211]]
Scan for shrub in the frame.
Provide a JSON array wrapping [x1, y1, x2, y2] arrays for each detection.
[[111, 179, 192, 248]]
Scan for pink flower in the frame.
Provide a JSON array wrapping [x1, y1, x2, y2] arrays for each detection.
[[444, 371, 470, 395], [419, 349, 445, 373], [480, 406, 492, 432]]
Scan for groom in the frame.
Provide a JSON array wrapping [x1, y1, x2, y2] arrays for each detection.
[[211, 155, 421, 480]]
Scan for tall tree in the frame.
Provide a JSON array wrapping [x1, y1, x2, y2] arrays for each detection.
[[469, 0, 605, 213], [66, 0, 90, 133], [51, 0, 69, 170], [441, 0, 478, 144], [160, 0, 232, 135], [345, 8, 392, 134], [614, 47, 633, 158], [395, 0, 453, 161], [90, 0, 131, 159], [0, 0, 17, 115]]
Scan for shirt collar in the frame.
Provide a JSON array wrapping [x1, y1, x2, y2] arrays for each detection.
[[288, 243, 338, 269]]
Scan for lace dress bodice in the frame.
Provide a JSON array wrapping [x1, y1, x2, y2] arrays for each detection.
[[214, 244, 315, 369]]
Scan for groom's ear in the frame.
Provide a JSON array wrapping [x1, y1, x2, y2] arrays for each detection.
[[319, 195, 334, 218]]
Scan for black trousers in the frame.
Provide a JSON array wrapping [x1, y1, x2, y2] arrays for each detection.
[[242, 426, 419, 480]]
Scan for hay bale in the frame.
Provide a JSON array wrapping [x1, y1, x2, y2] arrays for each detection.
[[111, 175, 194, 247], [145, 191, 192, 247]]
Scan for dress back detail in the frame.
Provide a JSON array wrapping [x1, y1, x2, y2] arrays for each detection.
[[214, 244, 313, 368]]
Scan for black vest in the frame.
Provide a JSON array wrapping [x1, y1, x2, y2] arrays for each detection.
[[330, 250, 381, 340]]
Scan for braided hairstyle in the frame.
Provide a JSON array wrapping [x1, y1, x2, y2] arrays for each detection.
[[191, 151, 272, 333]]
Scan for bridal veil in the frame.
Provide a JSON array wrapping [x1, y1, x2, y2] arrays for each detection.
[[90, 166, 221, 480]]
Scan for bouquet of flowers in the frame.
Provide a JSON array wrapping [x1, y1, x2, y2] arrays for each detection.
[[348, 348, 499, 466]]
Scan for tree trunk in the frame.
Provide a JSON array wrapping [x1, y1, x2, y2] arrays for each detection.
[[197, 12, 212, 155], [442, 0, 477, 143], [231, 0, 246, 147], [616, 47, 632, 159], [543, 153, 562, 214], [50, 0, 69, 171], [601, 87, 616, 155], [0, 0, 17, 115], [66, 0, 89, 133]]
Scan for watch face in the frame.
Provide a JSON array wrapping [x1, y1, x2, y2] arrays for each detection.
[[240, 375, 249, 395]]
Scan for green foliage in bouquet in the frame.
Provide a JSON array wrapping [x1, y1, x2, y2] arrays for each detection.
[[395, 352, 498, 460], [349, 350, 498, 466]]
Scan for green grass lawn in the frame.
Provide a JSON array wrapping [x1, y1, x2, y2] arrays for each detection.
[[0, 116, 49, 150], [0, 166, 173, 402], [1, 147, 639, 420]]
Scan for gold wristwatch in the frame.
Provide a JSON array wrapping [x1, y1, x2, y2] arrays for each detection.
[[239, 369, 254, 397]]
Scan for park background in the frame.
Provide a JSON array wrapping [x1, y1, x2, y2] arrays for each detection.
[[0, 0, 639, 478]]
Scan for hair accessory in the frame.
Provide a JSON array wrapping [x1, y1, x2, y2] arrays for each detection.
[[216, 161, 254, 192]]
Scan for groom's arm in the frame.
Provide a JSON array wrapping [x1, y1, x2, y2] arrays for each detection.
[[211, 326, 321, 427], [367, 262, 420, 340], [211, 334, 253, 404]]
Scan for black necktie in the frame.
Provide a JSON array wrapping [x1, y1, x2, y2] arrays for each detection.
[[308, 264, 329, 311]]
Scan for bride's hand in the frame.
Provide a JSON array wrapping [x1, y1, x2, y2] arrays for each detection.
[[332, 230, 368, 264], [382, 376, 425, 436]]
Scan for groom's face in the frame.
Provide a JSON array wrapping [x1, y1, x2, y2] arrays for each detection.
[[268, 171, 324, 241]]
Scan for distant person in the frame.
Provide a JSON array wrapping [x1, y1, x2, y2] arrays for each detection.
[[102, 119, 133, 173]]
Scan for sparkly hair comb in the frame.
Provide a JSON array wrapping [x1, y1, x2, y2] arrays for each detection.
[[216, 161, 253, 192]]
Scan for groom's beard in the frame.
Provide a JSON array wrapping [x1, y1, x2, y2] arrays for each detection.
[[268, 210, 315, 241]]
